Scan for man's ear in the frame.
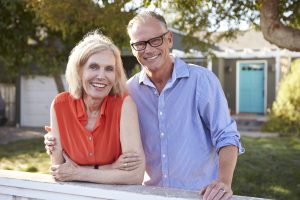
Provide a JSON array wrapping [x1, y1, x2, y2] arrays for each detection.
[[167, 31, 173, 49], [131, 47, 138, 57]]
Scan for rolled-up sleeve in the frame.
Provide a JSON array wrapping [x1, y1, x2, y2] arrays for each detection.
[[198, 71, 245, 154]]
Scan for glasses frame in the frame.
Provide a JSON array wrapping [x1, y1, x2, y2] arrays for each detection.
[[130, 31, 169, 51]]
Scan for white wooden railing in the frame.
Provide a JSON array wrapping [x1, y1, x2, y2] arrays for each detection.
[[0, 170, 269, 200]]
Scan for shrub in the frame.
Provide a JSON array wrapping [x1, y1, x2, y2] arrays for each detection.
[[263, 59, 300, 137]]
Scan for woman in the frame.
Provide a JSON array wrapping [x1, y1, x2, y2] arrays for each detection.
[[49, 31, 145, 184]]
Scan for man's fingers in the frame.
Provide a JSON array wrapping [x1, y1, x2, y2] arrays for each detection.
[[221, 191, 232, 200], [44, 135, 55, 142], [202, 181, 218, 200], [44, 125, 52, 132], [44, 140, 54, 146], [45, 147, 53, 155], [200, 186, 207, 196]]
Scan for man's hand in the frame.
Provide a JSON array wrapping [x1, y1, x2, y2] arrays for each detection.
[[44, 126, 56, 155], [200, 180, 233, 200]]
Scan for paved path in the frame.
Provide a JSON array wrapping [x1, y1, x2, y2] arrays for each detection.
[[0, 126, 278, 145], [239, 131, 279, 138], [0, 126, 44, 145]]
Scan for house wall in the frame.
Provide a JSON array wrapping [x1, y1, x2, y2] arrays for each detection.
[[19, 75, 67, 127], [214, 58, 276, 114], [0, 84, 15, 124]]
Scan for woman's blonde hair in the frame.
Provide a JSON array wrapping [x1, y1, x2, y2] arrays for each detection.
[[65, 30, 127, 99]]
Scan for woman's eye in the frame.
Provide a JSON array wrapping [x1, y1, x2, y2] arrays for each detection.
[[89, 64, 98, 70], [105, 66, 114, 71]]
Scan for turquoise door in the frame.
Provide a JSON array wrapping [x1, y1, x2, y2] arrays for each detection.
[[239, 62, 265, 113]]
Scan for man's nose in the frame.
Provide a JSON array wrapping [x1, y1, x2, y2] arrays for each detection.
[[144, 42, 155, 52]]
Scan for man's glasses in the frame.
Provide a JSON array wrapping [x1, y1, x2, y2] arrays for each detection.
[[130, 31, 169, 51]]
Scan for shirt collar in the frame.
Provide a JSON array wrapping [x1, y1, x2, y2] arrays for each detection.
[[77, 95, 108, 124], [138, 55, 190, 86]]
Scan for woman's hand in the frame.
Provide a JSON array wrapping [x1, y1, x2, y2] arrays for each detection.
[[110, 152, 143, 171], [50, 152, 79, 181]]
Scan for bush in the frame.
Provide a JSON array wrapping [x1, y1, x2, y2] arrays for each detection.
[[263, 59, 300, 137]]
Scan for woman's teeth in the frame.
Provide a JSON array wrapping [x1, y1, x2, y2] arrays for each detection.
[[92, 83, 106, 88]]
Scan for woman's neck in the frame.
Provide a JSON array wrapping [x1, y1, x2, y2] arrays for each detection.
[[83, 95, 103, 118]]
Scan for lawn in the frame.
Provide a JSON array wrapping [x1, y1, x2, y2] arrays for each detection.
[[0, 138, 49, 173], [0, 136, 299, 200], [233, 137, 300, 200]]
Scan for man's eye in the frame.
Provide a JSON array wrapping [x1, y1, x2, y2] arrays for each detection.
[[134, 42, 145, 48], [149, 38, 161, 45]]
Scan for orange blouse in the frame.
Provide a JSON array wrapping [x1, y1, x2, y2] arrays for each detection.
[[54, 92, 125, 166]]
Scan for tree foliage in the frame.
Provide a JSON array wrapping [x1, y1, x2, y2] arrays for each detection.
[[26, 0, 136, 48], [0, 0, 136, 91], [0, 0, 37, 83], [143, 0, 300, 51], [263, 59, 300, 137]]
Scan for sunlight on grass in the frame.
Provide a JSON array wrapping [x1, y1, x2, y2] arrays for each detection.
[[0, 138, 50, 174], [1, 136, 300, 199], [269, 185, 291, 195], [233, 136, 300, 200]]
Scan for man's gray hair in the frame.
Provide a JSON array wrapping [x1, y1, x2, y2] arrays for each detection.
[[127, 11, 168, 34]]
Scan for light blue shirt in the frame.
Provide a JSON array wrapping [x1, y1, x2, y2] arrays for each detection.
[[127, 57, 244, 191]]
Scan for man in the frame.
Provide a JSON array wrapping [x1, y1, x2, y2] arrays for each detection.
[[45, 11, 244, 200]]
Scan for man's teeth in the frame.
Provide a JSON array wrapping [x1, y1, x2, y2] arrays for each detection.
[[147, 55, 159, 60], [92, 83, 106, 88]]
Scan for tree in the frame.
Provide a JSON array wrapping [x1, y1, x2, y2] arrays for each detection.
[[0, 0, 37, 83], [143, 0, 300, 52], [0, 0, 137, 91], [26, 0, 137, 92], [262, 59, 300, 137]]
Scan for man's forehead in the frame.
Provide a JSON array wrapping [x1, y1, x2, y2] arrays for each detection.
[[129, 19, 166, 41]]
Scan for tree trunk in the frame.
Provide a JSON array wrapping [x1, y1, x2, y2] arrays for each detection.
[[260, 0, 300, 52], [53, 74, 65, 93]]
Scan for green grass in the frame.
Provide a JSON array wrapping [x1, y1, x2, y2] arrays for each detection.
[[0, 137, 299, 199], [233, 137, 300, 200], [0, 138, 50, 173]]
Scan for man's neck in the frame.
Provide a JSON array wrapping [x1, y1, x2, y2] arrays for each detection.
[[146, 58, 174, 94]]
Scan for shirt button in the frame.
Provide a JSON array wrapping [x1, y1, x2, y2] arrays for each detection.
[[164, 175, 167, 178], [89, 152, 93, 156], [162, 154, 166, 158], [159, 111, 163, 116], [160, 132, 164, 137], [88, 136, 92, 141]]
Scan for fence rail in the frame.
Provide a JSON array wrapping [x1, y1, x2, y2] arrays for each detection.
[[0, 170, 269, 200]]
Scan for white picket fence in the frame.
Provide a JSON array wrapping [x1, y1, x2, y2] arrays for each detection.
[[0, 170, 270, 200]]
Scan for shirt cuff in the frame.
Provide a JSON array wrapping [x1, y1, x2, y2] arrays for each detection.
[[216, 136, 245, 155]]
